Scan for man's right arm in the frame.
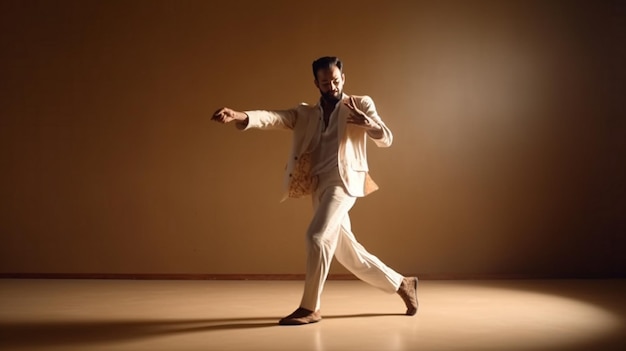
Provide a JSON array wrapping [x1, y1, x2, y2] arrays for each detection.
[[212, 107, 297, 131]]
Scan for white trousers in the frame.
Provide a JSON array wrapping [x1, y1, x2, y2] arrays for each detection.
[[299, 169, 404, 311]]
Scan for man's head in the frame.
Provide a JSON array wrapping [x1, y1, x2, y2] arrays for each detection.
[[312, 56, 345, 103]]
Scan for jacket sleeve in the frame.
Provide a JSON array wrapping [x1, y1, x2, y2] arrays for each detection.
[[238, 108, 298, 131], [360, 96, 393, 147]]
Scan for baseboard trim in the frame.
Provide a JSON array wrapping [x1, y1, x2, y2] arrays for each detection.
[[0, 273, 614, 280], [0, 273, 351, 280]]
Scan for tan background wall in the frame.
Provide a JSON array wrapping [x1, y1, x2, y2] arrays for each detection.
[[0, 0, 624, 278]]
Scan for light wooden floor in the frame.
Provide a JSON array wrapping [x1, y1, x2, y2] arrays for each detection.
[[0, 279, 624, 351]]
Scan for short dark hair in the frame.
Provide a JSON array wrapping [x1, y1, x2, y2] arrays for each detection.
[[312, 56, 343, 79]]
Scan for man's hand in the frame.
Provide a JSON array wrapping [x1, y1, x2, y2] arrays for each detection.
[[344, 96, 381, 131], [212, 107, 248, 124]]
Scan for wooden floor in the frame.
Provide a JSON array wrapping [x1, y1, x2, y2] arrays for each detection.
[[0, 279, 624, 351]]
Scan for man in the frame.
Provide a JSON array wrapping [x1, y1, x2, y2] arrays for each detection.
[[212, 56, 418, 325]]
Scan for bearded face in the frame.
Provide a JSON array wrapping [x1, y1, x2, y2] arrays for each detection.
[[314, 65, 345, 104]]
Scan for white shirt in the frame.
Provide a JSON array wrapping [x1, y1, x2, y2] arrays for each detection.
[[310, 100, 341, 176]]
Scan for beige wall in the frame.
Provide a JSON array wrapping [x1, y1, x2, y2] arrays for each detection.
[[0, 0, 623, 277]]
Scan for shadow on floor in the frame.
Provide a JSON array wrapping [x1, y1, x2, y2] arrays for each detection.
[[0, 313, 401, 348]]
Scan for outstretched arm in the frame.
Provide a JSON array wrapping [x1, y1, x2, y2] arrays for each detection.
[[212, 107, 297, 131]]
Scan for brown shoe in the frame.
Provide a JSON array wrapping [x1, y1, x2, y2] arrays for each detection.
[[278, 307, 322, 325], [397, 277, 419, 315]]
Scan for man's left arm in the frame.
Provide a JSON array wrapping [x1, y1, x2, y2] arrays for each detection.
[[345, 96, 393, 147]]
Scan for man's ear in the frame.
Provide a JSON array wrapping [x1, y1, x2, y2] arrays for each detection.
[[314, 79, 319, 89], [342, 73, 346, 83]]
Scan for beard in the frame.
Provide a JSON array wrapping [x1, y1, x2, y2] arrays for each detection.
[[320, 89, 342, 104]]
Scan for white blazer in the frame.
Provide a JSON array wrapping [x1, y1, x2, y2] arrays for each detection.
[[242, 94, 393, 200]]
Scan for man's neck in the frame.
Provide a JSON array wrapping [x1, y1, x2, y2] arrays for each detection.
[[320, 96, 340, 112], [320, 96, 339, 129]]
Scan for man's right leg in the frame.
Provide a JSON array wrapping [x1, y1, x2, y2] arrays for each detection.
[[278, 185, 356, 325]]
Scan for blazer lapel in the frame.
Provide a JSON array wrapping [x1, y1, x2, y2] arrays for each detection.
[[337, 95, 351, 140], [302, 106, 323, 154]]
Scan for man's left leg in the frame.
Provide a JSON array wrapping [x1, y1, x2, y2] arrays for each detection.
[[334, 215, 419, 315]]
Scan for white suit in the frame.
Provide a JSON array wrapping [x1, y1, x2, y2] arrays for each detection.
[[243, 94, 404, 311]]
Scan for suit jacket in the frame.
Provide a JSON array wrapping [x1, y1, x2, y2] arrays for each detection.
[[241, 94, 393, 200]]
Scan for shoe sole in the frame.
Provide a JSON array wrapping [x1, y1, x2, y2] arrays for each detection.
[[413, 277, 419, 314], [278, 317, 322, 326]]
